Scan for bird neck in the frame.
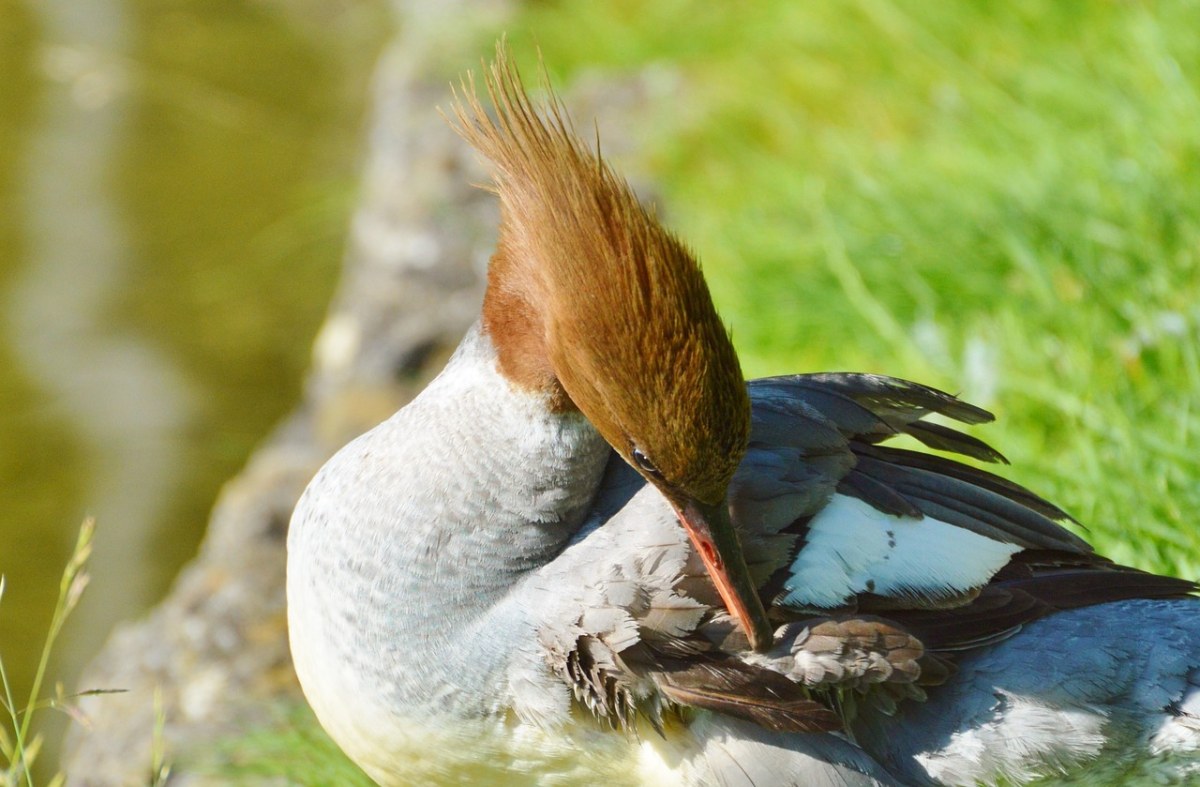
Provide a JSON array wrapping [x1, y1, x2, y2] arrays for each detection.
[[288, 322, 613, 714], [481, 248, 579, 413], [381, 322, 610, 613]]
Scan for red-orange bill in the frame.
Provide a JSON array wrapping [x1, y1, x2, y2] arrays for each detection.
[[676, 497, 773, 652]]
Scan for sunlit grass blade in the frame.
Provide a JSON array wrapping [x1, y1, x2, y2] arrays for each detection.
[[150, 685, 171, 786], [1, 519, 95, 785]]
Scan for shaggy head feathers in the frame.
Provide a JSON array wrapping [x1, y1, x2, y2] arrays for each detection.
[[451, 47, 750, 507]]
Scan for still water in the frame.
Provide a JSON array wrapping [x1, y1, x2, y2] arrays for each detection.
[[0, 0, 383, 761]]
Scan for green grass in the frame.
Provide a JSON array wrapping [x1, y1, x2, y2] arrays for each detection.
[[191, 703, 373, 786], [507, 0, 1200, 576], [228, 0, 1200, 779]]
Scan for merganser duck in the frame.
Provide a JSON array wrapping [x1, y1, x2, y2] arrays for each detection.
[[287, 47, 1200, 786]]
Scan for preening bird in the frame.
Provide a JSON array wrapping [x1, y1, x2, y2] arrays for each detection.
[[287, 47, 1200, 786]]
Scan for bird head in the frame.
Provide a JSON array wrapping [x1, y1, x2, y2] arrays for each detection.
[[451, 46, 772, 651]]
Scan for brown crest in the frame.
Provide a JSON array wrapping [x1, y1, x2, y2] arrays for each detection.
[[449, 44, 750, 506]]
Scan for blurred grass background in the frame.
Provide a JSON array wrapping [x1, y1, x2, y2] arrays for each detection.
[[511, 0, 1200, 576], [220, 0, 1200, 782]]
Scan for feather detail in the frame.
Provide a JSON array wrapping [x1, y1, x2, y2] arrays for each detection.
[[639, 592, 709, 642], [562, 637, 639, 729], [652, 659, 843, 733], [777, 494, 1021, 610], [774, 617, 925, 689], [902, 420, 1007, 463], [773, 373, 996, 428], [862, 444, 1075, 522], [846, 454, 1088, 551]]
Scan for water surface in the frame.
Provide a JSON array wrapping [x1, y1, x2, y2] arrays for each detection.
[[0, 0, 383, 765]]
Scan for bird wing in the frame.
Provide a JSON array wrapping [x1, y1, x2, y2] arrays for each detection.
[[528, 373, 1193, 735], [742, 373, 1089, 613], [743, 373, 1191, 620]]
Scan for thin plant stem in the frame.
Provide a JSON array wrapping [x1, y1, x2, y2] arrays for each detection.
[[3, 519, 94, 785]]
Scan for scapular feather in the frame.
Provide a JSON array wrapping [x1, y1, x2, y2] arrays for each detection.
[[653, 660, 843, 733]]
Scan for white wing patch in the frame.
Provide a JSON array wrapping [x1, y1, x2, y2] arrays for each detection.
[[779, 493, 1020, 609]]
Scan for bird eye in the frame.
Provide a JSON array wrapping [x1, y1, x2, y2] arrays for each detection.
[[631, 447, 663, 478]]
